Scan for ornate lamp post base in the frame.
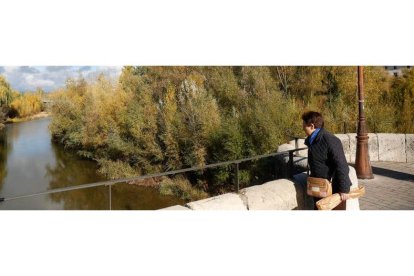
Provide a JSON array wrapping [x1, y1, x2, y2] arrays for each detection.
[[355, 134, 374, 179], [355, 66, 374, 179]]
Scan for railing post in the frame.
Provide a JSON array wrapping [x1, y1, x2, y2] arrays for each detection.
[[0, 147, 308, 207], [295, 137, 299, 149], [343, 122, 347, 134], [288, 150, 294, 179], [235, 162, 240, 193], [275, 155, 278, 179], [108, 184, 112, 210]]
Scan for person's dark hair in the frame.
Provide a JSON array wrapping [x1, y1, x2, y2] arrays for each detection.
[[302, 111, 324, 128]]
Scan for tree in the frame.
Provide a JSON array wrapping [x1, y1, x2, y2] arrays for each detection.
[[390, 69, 414, 133], [177, 74, 221, 167], [0, 76, 13, 107], [158, 83, 182, 171]]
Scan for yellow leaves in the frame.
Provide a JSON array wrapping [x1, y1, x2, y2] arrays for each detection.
[[97, 159, 138, 179], [159, 175, 208, 201], [9, 92, 43, 118], [0, 75, 13, 106], [47, 66, 414, 192], [165, 83, 177, 111], [187, 72, 205, 87]]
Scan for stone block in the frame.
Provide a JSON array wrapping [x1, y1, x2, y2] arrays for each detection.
[[241, 179, 303, 210], [160, 205, 191, 210], [406, 134, 414, 162], [367, 133, 379, 162], [348, 133, 357, 163], [335, 134, 351, 163], [185, 193, 247, 210], [377, 134, 406, 162]]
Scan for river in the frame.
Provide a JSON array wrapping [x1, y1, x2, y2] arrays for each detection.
[[0, 117, 185, 210]]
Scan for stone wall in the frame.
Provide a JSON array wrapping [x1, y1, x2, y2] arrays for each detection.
[[287, 133, 413, 163], [407, 134, 414, 162], [161, 166, 360, 211]]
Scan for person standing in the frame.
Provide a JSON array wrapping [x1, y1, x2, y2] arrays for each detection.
[[302, 111, 352, 210]]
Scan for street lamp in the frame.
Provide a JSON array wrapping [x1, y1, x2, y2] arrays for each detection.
[[355, 66, 374, 179]]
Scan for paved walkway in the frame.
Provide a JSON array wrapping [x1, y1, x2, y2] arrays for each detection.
[[358, 162, 414, 210]]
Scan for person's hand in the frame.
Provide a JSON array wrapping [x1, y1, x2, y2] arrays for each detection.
[[340, 193, 351, 201]]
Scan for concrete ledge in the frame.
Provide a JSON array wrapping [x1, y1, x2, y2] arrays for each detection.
[[185, 193, 247, 210], [406, 134, 414, 162], [378, 133, 406, 162], [240, 179, 304, 210]]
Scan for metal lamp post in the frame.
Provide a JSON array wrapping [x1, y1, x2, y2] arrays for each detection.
[[355, 66, 374, 179]]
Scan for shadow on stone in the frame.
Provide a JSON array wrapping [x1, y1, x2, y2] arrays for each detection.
[[371, 166, 414, 182]]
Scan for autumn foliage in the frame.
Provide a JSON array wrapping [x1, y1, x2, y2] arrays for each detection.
[[44, 66, 414, 197]]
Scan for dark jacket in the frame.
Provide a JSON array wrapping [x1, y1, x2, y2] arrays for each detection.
[[304, 128, 351, 194]]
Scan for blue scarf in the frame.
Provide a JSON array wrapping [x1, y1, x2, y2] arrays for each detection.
[[309, 128, 321, 145]]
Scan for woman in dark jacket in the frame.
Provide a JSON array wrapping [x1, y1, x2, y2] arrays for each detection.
[[302, 111, 352, 210]]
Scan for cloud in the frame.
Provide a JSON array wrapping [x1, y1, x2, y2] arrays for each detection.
[[46, 66, 72, 72], [19, 66, 40, 74], [24, 74, 55, 88], [79, 66, 92, 71], [0, 66, 123, 92]]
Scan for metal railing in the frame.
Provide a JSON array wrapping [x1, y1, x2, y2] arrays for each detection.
[[0, 147, 307, 210]]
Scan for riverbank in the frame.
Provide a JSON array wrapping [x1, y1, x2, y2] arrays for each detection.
[[5, 111, 51, 124]]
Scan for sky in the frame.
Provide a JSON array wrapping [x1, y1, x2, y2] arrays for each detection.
[[0, 66, 123, 92]]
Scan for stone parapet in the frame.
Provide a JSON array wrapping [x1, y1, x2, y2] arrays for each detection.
[[162, 166, 360, 210], [377, 133, 406, 162]]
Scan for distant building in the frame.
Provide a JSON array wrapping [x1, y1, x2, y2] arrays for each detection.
[[384, 66, 412, 77]]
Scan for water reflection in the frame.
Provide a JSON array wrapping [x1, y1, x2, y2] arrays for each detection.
[[0, 129, 10, 190], [0, 118, 63, 209], [0, 117, 184, 210], [47, 142, 185, 210], [111, 183, 186, 210], [45, 141, 108, 210]]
